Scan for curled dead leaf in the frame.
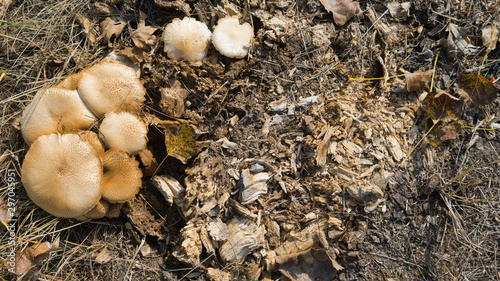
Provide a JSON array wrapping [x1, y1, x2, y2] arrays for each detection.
[[387, 2, 411, 21], [130, 11, 157, 49], [482, 25, 498, 50], [100, 16, 126, 47], [422, 89, 463, 123], [278, 248, 342, 281], [75, 14, 97, 46], [319, 0, 360, 26], [3, 241, 56, 275], [405, 70, 433, 92], [438, 23, 478, 60], [458, 73, 498, 108], [421, 89, 464, 146], [93, 2, 119, 16]]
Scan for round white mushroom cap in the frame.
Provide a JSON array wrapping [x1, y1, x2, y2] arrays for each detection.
[[212, 17, 253, 59], [77, 60, 146, 118], [99, 112, 148, 156], [163, 17, 212, 62], [21, 133, 103, 218], [21, 87, 98, 146]]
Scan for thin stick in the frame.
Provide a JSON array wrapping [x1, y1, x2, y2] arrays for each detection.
[[429, 51, 440, 92], [348, 74, 406, 82]]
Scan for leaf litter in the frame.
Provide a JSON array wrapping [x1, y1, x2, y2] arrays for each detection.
[[1, 0, 500, 280]]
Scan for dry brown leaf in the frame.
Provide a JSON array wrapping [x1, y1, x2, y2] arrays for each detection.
[[278, 248, 341, 281], [421, 89, 464, 146], [387, 2, 411, 20], [405, 70, 433, 92], [94, 248, 113, 264], [138, 149, 159, 176], [459, 73, 498, 108], [422, 89, 463, 123], [130, 11, 157, 49], [319, 0, 360, 26], [4, 242, 55, 275], [117, 46, 145, 65], [92, 2, 119, 16], [482, 25, 498, 50], [159, 81, 189, 118], [438, 23, 478, 60], [75, 14, 96, 46], [100, 16, 126, 47]]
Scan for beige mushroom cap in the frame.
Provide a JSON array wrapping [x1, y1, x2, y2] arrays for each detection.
[[163, 17, 212, 62], [99, 112, 148, 156], [21, 133, 103, 218], [101, 150, 143, 203], [212, 17, 253, 59], [76, 131, 105, 157], [56, 73, 82, 90], [21, 87, 98, 146], [77, 60, 146, 118]]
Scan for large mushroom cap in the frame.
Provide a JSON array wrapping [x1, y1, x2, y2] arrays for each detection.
[[212, 17, 253, 59], [99, 112, 148, 156], [162, 17, 212, 62], [21, 133, 103, 218], [21, 87, 98, 146], [77, 60, 146, 118], [101, 150, 143, 203]]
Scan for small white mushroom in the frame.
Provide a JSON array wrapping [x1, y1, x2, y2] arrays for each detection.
[[162, 17, 212, 62], [212, 17, 253, 59], [99, 112, 148, 156]]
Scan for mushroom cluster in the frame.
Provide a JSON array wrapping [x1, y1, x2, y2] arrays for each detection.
[[162, 16, 254, 62], [21, 57, 148, 220]]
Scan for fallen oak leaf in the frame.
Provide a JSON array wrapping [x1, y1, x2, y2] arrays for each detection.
[[100, 16, 126, 47], [319, 0, 360, 26], [405, 70, 433, 92], [458, 73, 498, 108], [421, 89, 463, 147], [422, 89, 464, 123], [3, 241, 57, 275], [130, 11, 158, 49], [75, 13, 97, 46], [165, 124, 198, 164]]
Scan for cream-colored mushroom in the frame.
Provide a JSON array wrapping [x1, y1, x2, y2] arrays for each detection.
[[99, 112, 148, 156], [21, 87, 98, 146], [21, 133, 102, 218], [162, 17, 212, 62], [77, 60, 146, 118], [212, 17, 253, 59], [101, 149, 143, 203]]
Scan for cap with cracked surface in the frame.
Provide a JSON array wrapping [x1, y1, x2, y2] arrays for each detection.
[[99, 112, 148, 156], [101, 149, 143, 203], [212, 17, 253, 59], [77, 60, 146, 118], [21, 133, 103, 218], [76, 131, 105, 157], [21, 87, 98, 145], [163, 17, 212, 62]]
